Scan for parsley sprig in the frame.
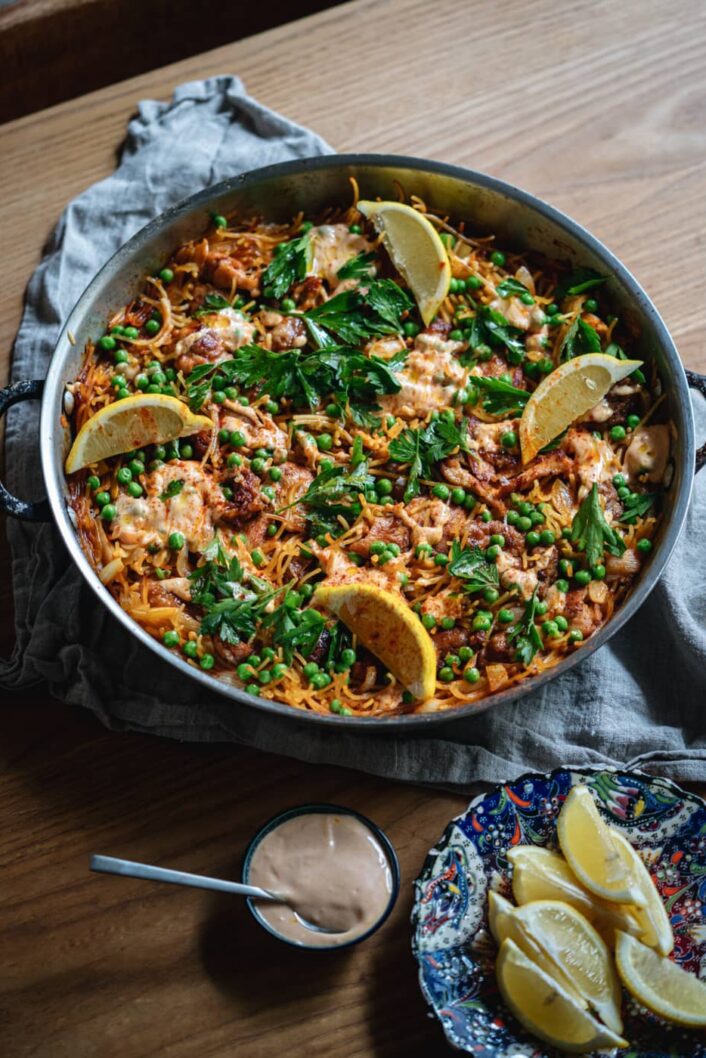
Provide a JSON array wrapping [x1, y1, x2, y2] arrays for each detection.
[[389, 417, 470, 502], [465, 306, 526, 363], [190, 536, 280, 645], [301, 279, 413, 347], [555, 267, 609, 303], [473, 375, 530, 417], [263, 590, 326, 662], [261, 230, 310, 299], [619, 490, 656, 525], [508, 589, 544, 665], [337, 251, 376, 281], [560, 316, 602, 361], [159, 479, 184, 501], [570, 483, 625, 567], [447, 541, 500, 593]]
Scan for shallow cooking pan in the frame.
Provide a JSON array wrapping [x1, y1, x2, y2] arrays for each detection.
[[2, 155, 704, 728]]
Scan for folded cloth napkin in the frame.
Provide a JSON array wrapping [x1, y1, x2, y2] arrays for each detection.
[[2, 76, 705, 787]]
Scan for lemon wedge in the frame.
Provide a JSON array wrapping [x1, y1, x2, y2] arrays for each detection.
[[510, 900, 624, 1034], [496, 938, 629, 1052], [508, 846, 641, 939], [356, 200, 451, 324], [610, 831, 673, 955], [519, 352, 643, 464], [65, 394, 213, 473], [615, 931, 706, 1028], [557, 785, 646, 907], [488, 892, 588, 1009], [312, 582, 436, 700]]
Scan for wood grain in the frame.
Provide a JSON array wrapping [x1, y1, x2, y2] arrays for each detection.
[[1, 1, 706, 1055]]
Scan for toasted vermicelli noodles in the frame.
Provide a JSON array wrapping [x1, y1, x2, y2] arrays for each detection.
[[64, 191, 671, 717]]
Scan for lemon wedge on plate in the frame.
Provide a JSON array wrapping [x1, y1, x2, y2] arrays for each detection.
[[508, 845, 641, 939], [356, 200, 451, 324], [496, 938, 629, 1052], [65, 394, 213, 473], [519, 352, 643, 464], [615, 931, 706, 1027], [488, 892, 588, 1009], [312, 582, 436, 700], [557, 785, 646, 907], [610, 830, 673, 954]]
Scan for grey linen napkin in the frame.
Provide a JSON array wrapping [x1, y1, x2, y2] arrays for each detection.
[[2, 76, 705, 787]]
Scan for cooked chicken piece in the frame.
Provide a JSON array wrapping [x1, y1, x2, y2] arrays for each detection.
[[606, 549, 642, 577], [347, 514, 411, 558], [221, 404, 288, 456], [623, 425, 670, 483], [307, 224, 375, 286], [173, 308, 256, 373], [380, 332, 467, 417], [566, 428, 622, 500]]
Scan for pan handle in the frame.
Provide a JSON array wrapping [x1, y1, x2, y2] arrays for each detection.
[[686, 370, 706, 474], [0, 380, 51, 521]]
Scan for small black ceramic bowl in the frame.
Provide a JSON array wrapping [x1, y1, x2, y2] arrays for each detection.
[[241, 803, 400, 951]]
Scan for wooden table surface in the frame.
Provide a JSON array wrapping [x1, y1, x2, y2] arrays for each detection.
[[1, 1, 705, 1055]]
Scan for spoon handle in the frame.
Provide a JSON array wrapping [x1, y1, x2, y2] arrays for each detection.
[[90, 854, 280, 902]]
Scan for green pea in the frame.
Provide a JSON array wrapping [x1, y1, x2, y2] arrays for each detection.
[[489, 533, 505, 547], [348, 223, 362, 235], [248, 654, 262, 667], [584, 298, 598, 313], [485, 544, 501, 561], [574, 570, 591, 585], [210, 391, 226, 406], [555, 578, 569, 593], [375, 477, 393, 496], [438, 667, 455, 683], [95, 491, 111, 507], [472, 612, 492, 632], [159, 267, 174, 283], [145, 383, 160, 395], [415, 543, 433, 557], [100, 503, 116, 521], [200, 653, 215, 670], [555, 615, 569, 632], [481, 510, 492, 523], [546, 303, 559, 316], [162, 630, 180, 648], [167, 532, 184, 550], [506, 510, 520, 526], [403, 321, 420, 338], [464, 494, 477, 510], [236, 663, 254, 681], [148, 459, 164, 470], [316, 433, 333, 451], [539, 530, 555, 546], [245, 683, 260, 696], [124, 480, 142, 498], [237, 396, 250, 406], [421, 612, 436, 630], [440, 616, 456, 630], [458, 646, 473, 663], [519, 291, 535, 305], [86, 475, 101, 491], [535, 600, 548, 616], [449, 329, 465, 342], [387, 543, 401, 557], [280, 297, 297, 313], [440, 233, 455, 250], [311, 672, 331, 689], [464, 666, 480, 683], [122, 326, 139, 340], [113, 348, 129, 366], [183, 641, 198, 658], [212, 214, 228, 229], [252, 549, 265, 567], [250, 458, 266, 476], [98, 335, 117, 352], [483, 587, 500, 604], [617, 486, 631, 500], [569, 629, 584, 643], [610, 425, 627, 441], [524, 361, 539, 379], [498, 609, 514, 624], [303, 662, 320, 680], [434, 553, 449, 566], [500, 431, 517, 448], [432, 483, 450, 500], [135, 374, 149, 391], [526, 531, 540, 548], [370, 541, 386, 556], [341, 649, 357, 668], [537, 358, 554, 374], [490, 250, 506, 266], [145, 318, 161, 336], [517, 516, 532, 533], [558, 559, 572, 576], [115, 466, 131, 485], [561, 527, 572, 539], [592, 564, 606, 580], [626, 414, 640, 430], [447, 486, 465, 505], [542, 619, 560, 638], [636, 538, 653, 554], [466, 275, 483, 290]]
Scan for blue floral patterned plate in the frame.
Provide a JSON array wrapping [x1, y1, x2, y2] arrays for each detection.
[[411, 766, 706, 1058]]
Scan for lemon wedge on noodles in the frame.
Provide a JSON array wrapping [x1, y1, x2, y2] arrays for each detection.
[[496, 938, 629, 1052], [65, 393, 213, 473], [615, 931, 706, 1027], [557, 785, 646, 907], [356, 200, 451, 325], [312, 582, 436, 700], [519, 352, 643, 464]]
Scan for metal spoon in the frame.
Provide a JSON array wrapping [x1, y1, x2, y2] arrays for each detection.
[[89, 854, 340, 933]]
